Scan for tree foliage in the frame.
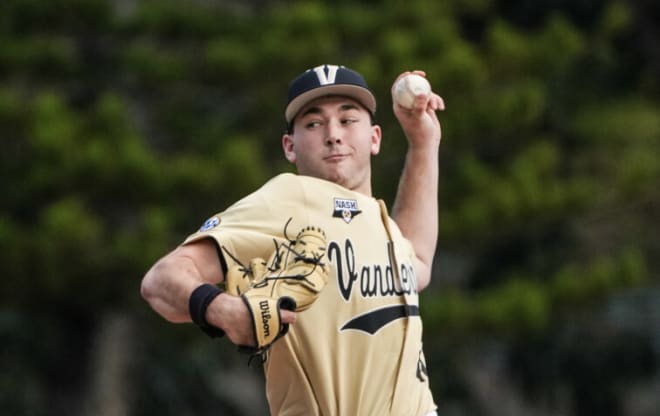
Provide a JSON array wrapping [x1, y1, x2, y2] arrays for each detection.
[[1, 0, 659, 415]]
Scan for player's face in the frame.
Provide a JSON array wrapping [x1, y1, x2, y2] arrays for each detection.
[[282, 96, 382, 195]]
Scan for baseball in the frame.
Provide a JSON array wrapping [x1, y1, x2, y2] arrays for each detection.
[[393, 74, 431, 109]]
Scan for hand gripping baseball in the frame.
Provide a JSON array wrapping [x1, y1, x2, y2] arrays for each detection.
[[224, 226, 329, 355]]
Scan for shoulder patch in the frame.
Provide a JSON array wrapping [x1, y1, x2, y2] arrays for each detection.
[[199, 216, 220, 231], [332, 198, 362, 223]]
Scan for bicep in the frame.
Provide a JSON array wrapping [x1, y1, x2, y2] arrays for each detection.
[[177, 237, 226, 284]]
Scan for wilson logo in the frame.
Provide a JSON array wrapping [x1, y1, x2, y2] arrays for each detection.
[[259, 300, 271, 337]]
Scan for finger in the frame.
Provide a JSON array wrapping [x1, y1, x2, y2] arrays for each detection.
[[412, 93, 430, 114], [281, 309, 297, 324], [433, 95, 446, 111]]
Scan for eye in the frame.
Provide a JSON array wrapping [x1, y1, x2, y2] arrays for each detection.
[[305, 120, 322, 129]]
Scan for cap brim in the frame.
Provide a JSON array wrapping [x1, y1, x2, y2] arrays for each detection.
[[285, 84, 377, 124]]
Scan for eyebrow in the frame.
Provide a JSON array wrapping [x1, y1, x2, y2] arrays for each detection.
[[299, 103, 362, 119]]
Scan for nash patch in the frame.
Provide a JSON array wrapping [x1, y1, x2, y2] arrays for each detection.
[[332, 198, 362, 224]]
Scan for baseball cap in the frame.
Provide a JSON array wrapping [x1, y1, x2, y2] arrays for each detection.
[[285, 64, 377, 124]]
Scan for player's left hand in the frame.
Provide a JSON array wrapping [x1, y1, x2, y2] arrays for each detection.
[[205, 293, 297, 348], [391, 70, 445, 149]]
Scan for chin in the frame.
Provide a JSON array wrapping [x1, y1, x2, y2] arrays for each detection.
[[323, 171, 349, 186], [305, 169, 355, 190], [332, 177, 359, 192]]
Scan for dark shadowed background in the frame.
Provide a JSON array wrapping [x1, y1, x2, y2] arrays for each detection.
[[2, 0, 659, 415]]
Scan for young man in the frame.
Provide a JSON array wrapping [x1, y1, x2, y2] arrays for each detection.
[[141, 64, 445, 415]]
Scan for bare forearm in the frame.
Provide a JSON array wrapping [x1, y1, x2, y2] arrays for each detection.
[[389, 70, 444, 290], [392, 145, 439, 274], [140, 240, 294, 348]]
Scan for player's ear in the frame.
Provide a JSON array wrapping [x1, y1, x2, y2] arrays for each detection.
[[282, 134, 297, 163], [370, 125, 382, 155]]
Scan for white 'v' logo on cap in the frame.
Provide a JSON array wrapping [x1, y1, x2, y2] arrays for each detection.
[[312, 64, 340, 85]]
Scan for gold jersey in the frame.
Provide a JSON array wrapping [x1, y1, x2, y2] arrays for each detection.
[[184, 173, 437, 416]]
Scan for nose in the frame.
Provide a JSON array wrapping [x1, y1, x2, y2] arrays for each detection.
[[326, 135, 341, 145], [325, 121, 342, 145]]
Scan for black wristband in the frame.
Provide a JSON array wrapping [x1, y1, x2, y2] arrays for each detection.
[[189, 283, 225, 338]]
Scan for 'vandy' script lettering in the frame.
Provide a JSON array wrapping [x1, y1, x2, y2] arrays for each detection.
[[328, 239, 417, 301]]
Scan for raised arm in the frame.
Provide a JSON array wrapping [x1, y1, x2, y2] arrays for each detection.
[[389, 71, 445, 291]]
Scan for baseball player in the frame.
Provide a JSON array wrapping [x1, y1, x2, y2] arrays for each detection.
[[141, 64, 445, 415]]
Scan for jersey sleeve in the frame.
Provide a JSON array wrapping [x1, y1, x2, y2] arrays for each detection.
[[181, 174, 311, 269]]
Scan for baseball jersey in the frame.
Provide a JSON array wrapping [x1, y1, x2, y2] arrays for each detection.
[[184, 173, 437, 416]]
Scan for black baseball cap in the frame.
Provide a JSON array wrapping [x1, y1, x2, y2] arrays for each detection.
[[285, 64, 377, 124]]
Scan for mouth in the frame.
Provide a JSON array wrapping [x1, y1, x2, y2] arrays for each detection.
[[323, 153, 347, 163]]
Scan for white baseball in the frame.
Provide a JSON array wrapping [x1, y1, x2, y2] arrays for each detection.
[[393, 74, 431, 109]]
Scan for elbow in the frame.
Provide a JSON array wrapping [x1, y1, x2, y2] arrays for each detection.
[[140, 265, 159, 304], [414, 258, 433, 292], [416, 273, 431, 292], [140, 260, 185, 323]]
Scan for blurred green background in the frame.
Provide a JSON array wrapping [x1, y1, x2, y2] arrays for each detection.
[[1, 0, 659, 415]]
